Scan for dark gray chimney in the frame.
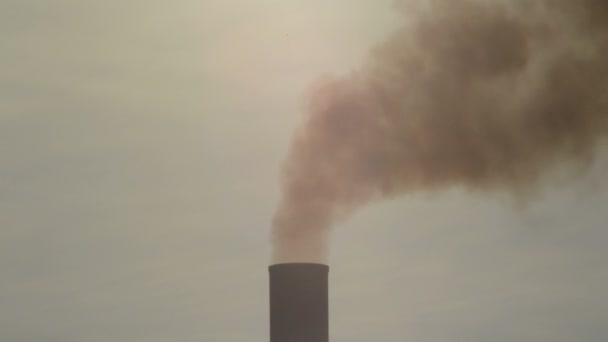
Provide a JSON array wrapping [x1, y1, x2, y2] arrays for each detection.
[[269, 263, 329, 342]]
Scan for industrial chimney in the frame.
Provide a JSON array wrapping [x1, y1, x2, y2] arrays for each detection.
[[269, 263, 329, 342]]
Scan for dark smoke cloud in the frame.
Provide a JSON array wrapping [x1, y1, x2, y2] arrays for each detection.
[[273, 0, 608, 263]]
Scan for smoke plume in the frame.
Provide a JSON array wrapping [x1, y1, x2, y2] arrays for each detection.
[[273, 0, 608, 263]]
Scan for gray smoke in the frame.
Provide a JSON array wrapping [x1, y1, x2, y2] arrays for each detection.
[[273, 0, 608, 263]]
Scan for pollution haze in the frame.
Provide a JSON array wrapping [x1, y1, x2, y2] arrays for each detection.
[[272, 0, 608, 263], [1, 1, 607, 342]]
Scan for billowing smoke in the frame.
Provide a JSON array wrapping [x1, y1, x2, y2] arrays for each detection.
[[272, 0, 608, 263]]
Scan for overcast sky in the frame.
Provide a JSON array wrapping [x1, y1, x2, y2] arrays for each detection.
[[1, 1, 607, 341]]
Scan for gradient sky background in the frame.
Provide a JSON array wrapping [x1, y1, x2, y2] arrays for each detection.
[[1, 1, 607, 341]]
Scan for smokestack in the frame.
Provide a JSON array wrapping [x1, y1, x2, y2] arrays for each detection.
[[269, 263, 329, 342]]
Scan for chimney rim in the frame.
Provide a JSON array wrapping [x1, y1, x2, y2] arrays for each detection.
[[269, 263, 329, 272]]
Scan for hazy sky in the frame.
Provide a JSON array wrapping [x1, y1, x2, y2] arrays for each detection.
[[1, 1, 607, 341]]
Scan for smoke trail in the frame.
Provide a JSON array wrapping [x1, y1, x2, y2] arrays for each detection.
[[273, 0, 608, 263]]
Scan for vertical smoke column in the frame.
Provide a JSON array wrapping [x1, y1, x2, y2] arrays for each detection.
[[269, 263, 329, 342]]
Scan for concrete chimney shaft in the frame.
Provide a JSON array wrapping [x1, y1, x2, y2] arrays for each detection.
[[269, 263, 329, 342]]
